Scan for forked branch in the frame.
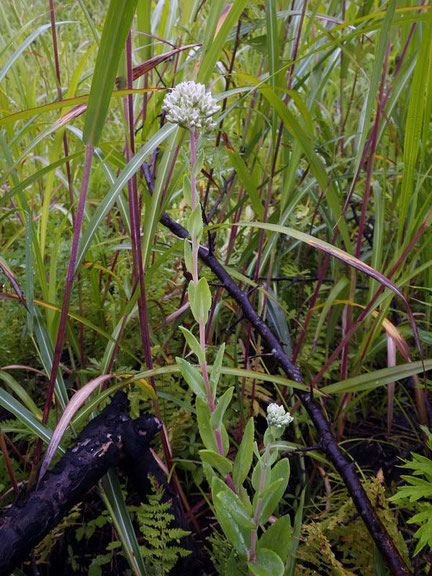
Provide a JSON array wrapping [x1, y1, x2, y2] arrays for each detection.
[[160, 211, 412, 576]]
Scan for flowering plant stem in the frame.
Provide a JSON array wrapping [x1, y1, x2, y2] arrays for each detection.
[[188, 127, 235, 491], [159, 211, 412, 576]]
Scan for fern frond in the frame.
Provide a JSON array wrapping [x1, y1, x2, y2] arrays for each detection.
[[135, 477, 191, 574], [391, 448, 432, 555], [297, 478, 410, 574]]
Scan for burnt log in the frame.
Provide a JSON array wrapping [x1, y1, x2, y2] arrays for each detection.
[[0, 392, 162, 575]]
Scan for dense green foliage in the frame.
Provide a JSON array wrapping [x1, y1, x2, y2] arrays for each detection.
[[1, 0, 432, 574]]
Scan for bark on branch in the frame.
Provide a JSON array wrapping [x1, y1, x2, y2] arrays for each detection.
[[0, 392, 163, 574], [159, 211, 412, 576]]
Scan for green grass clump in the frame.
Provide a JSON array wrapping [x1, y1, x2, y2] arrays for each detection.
[[1, 0, 432, 574]]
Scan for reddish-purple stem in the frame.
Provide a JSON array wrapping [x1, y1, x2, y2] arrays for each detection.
[[0, 432, 18, 493], [48, 0, 74, 214], [336, 43, 391, 435], [42, 145, 94, 425], [292, 15, 418, 362], [124, 34, 173, 468], [355, 44, 390, 259], [311, 216, 430, 387]]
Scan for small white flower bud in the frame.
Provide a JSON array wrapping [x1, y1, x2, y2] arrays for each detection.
[[266, 403, 294, 429], [162, 81, 220, 132]]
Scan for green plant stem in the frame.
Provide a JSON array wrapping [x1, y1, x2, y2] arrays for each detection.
[[160, 210, 413, 576], [188, 127, 235, 491], [189, 127, 212, 405], [249, 442, 271, 563], [190, 127, 200, 286]]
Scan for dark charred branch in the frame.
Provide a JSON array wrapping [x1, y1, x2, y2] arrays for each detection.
[[159, 211, 412, 576], [0, 392, 177, 575]]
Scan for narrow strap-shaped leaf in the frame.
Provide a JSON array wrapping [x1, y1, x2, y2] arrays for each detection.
[[83, 0, 139, 146], [39, 374, 115, 479]]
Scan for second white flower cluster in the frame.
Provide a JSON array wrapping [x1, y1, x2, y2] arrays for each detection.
[[266, 403, 294, 429]]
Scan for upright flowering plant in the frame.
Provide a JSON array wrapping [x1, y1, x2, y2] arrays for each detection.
[[164, 82, 292, 575]]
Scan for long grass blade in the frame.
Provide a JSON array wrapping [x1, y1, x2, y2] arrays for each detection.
[[82, 0, 138, 147], [76, 122, 176, 270], [322, 359, 432, 395], [101, 470, 148, 576], [0, 389, 56, 448], [39, 374, 115, 479]]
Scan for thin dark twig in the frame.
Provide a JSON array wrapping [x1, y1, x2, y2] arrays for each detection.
[[208, 172, 236, 222], [159, 210, 412, 576]]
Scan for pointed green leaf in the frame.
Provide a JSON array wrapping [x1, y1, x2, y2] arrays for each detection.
[[196, 397, 218, 451], [214, 496, 250, 559], [233, 418, 254, 489], [210, 386, 233, 429], [176, 357, 206, 399], [258, 515, 291, 563], [212, 477, 251, 558], [184, 240, 193, 274], [187, 205, 203, 241], [199, 449, 233, 476], [183, 175, 192, 205], [259, 459, 290, 526], [215, 487, 255, 530], [210, 343, 225, 396], [194, 277, 212, 323], [221, 423, 230, 456], [179, 326, 205, 363]]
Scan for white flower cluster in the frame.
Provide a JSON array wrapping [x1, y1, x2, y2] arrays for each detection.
[[162, 81, 220, 131], [266, 403, 294, 429]]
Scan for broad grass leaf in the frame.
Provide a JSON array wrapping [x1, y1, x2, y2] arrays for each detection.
[[322, 359, 432, 394], [82, 0, 138, 146], [39, 374, 115, 479]]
